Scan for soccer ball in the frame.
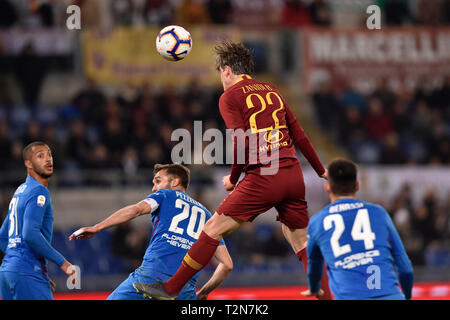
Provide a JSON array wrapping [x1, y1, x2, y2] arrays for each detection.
[[156, 25, 192, 61]]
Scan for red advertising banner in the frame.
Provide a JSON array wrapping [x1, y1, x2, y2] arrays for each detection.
[[302, 27, 450, 94]]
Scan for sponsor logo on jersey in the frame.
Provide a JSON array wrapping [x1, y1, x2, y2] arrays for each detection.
[[37, 195, 46, 207]]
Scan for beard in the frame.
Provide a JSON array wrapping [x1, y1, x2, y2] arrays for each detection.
[[34, 166, 53, 179]]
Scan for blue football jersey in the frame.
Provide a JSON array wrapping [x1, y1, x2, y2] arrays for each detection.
[[0, 176, 65, 278], [307, 198, 413, 300], [139, 189, 224, 284]]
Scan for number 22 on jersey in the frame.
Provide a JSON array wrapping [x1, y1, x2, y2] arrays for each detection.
[[246, 92, 287, 134], [323, 209, 376, 258]]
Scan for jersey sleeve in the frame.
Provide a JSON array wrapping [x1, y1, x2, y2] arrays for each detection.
[[0, 215, 9, 253], [384, 210, 414, 299], [22, 187, 66, 267], [284, 103, 325, 176], [219, 92, 247, 185], [219, 93, 246, 130], [143, 190, 167, 216], [306, 220, 324, 293]]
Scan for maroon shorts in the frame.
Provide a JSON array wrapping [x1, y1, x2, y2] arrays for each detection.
[[216, 160, 309, 229]]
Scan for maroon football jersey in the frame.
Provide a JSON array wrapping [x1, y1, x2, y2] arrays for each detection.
[[219, 75, 325, 184]]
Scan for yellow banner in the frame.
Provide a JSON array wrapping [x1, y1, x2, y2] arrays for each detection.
[[82, 26, 242, 86]]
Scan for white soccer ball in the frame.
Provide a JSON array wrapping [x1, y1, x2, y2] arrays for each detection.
[[156, 25, 192, 61]]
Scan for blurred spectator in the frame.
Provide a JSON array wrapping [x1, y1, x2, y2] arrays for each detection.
[[228, 223, 265, 265], [412, 192, 438, 249], [178, 0, 209, 25], [13, 43, 48, 110], [389, 184, 414, 237], [111, 0, 134, 26], [411, 99, 433, 139], [426, 120, 448, 164], [37, 0, 55, 27], [207, 0, 233, 24], [86, 143, 112, 169], [379, 133, 407, 164], [339, 81, 366, 112], [347, 129, 380, 164], [425, 240, 450, 267], [371, 78, 397, 111], [281, 0, 312, 28], [6, 141, 25, 186], [21, 120, 42, 146], [144, 0, 174, 26], [121, 146, 139, 184], [390, 100, 411, 138], [72, 79, 107, 126], [312, 80, 340, 134], [261, 227, 292, 262], [0, 122, 12, 169], [0, 0, 18, 28], [309, 0, 332, 26], [42, 124, 65, 169], [111, 222, 149, 272], [65, 120, 91, 168], [417, 0, 443, 25], [339, 106, 364, 146], [363, 97, 393, 142], [383, 0, 414, 26], [444, 0, 450, 24], [74, 0, 102, 29], [101, 118, 128, 166], [141, 142, 165, 169]]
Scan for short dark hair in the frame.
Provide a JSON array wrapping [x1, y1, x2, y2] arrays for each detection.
[[328, 159, 358, 196], [154, 163, 190, 189], [23, 141, 48, 161], [214, 41, 255, 75]]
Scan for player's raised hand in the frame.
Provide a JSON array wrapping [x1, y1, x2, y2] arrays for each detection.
[[222, 175, 235, 192], [320, 169, 328, 180], [301, 288, 324, 298], [69, 226, 99, 241]]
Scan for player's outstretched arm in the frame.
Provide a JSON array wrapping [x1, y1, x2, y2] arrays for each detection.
[[22, 192, 66, 268], [301, 225, 325, 298], [69, 201, 151, 241], [384, 211, 414, 299], [196, 244, 233, 300]]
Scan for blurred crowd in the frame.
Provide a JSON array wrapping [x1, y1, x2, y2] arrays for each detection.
[[1, 0, 450, 30], [312, 77, 450, 165], [0, 78, 224, 187]]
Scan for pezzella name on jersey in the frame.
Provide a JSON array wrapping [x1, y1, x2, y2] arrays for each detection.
[[175, 191, 203, 207]]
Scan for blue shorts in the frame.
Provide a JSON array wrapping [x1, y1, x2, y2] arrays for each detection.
[[373, 292, 406, 300], [0, 271, 53, 300], [107, 268, 197, 300]]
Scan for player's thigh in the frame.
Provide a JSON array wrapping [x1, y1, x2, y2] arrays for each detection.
[[281, 223, 308, 253], [107, 272, 152, 300], [7, 273, 53, 300], [276, 197, 309, 229], [215, 173, 276, 229], [203, 212, 243, 240], [276, 198, 309, 252]]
